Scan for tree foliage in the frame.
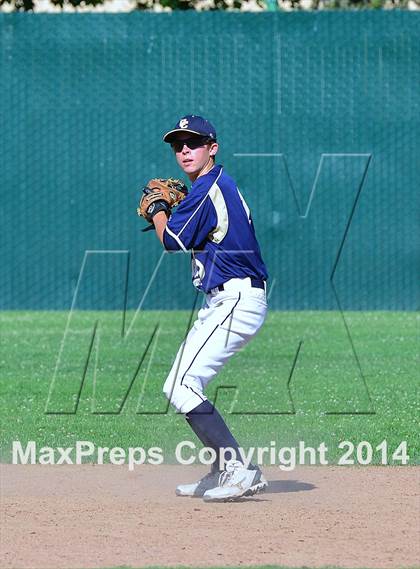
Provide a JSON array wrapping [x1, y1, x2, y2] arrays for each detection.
[[0, 0, 418, 14]]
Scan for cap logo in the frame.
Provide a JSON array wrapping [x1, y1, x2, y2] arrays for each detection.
[[179, 118, 189, 128]]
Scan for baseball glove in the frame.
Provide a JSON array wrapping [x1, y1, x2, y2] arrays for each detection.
[[137, 178, 188, 224]]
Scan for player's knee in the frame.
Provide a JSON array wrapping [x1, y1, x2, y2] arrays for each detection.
[[163, 380, 202, 414], [163, 384, 182, 412]]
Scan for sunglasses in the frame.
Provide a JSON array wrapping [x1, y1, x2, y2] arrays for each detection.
[[171, 137, 211, 153]]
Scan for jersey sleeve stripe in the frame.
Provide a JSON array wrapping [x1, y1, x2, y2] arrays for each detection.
[[174, 167, 224, 239], [164, 226, 188, 252], [208, 183, 229, 243]]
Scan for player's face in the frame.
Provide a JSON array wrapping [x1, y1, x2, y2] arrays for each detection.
[[171, 133, 218, 181]]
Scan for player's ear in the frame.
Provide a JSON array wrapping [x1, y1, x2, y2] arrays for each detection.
[[209, 142, 218, 157]]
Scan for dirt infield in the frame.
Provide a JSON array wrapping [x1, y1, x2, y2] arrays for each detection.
[[1, 464, 419, 569]]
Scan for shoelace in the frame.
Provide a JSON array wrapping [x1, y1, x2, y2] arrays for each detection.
[[218, 470, 230, 487], [218, 460, 243, 487]]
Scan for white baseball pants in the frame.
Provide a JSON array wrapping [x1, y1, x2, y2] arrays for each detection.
[[163, 278, 267, 414]]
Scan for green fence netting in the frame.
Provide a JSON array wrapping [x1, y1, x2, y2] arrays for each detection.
[[1, 12, 418, 310]]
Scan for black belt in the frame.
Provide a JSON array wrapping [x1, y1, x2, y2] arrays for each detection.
[[217, 278, 265, 292]]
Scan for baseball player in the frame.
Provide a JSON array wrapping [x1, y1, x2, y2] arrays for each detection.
[[138, 115, 268, 502]]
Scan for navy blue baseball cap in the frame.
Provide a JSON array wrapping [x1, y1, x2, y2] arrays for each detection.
[[163, 115, 217, 143]]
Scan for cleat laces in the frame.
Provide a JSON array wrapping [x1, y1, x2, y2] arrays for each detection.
[[218, 460, 243, 487]]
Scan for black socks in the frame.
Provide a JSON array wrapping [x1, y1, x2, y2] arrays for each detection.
[[185, 400, 242, 470]]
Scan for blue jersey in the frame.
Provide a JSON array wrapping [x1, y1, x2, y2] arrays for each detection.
[[163, 164, 268, 293]]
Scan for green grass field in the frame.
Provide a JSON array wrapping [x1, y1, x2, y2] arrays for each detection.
[[1, 310, 418, 465]]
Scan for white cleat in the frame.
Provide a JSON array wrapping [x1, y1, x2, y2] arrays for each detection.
[[176, 470, 222, 497], [202, 460, 268, 502]]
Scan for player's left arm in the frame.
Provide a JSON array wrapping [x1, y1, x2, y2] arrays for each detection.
[[162, 190, 217, 252], [137, 178, 188, 239], [153, 211, 168, 244]]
